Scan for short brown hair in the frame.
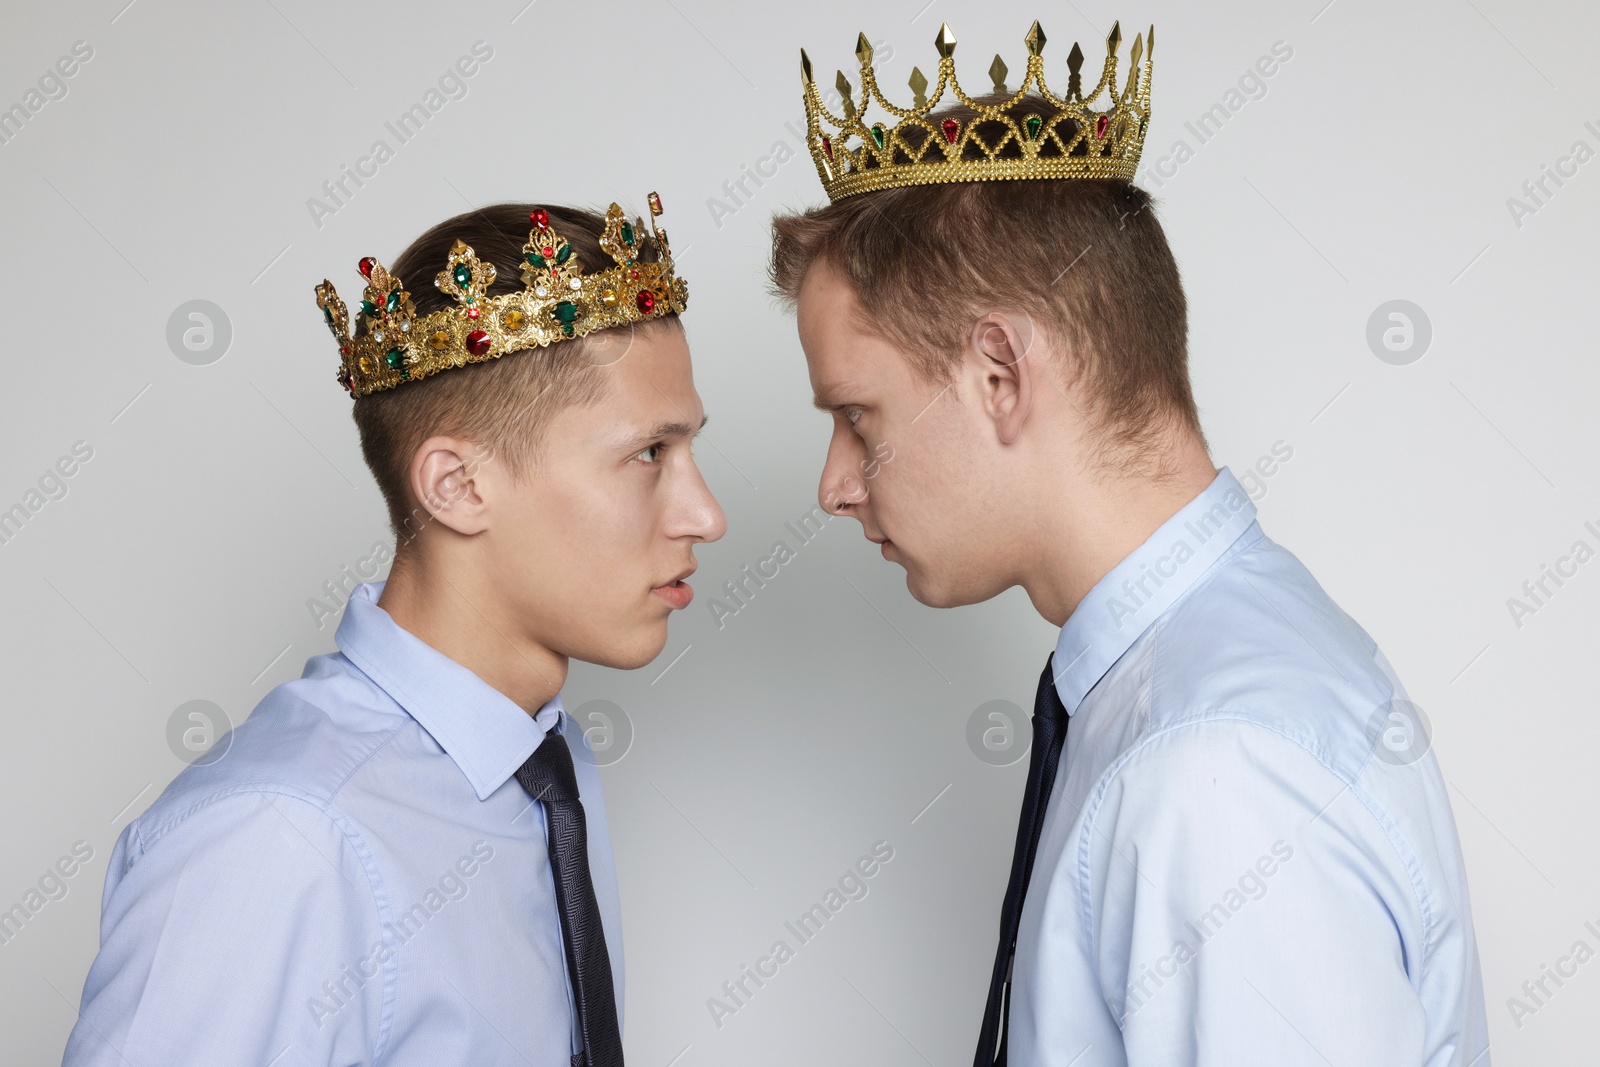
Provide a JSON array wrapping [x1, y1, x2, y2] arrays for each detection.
[[351, 202, 680, 543], [770, 96, 1204, 473]]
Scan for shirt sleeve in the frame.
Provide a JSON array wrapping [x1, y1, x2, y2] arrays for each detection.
[[1083, 718, 1429, 1066], [62, 789, 388, 1067]]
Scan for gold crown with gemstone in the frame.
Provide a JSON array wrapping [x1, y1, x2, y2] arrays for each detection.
[[314, 194, 688, 397], [801, 20, 1152, 201]]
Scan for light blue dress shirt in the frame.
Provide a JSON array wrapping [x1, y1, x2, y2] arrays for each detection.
[[62, 580, 623, 1067], [1010, 467, 1488, 1066]]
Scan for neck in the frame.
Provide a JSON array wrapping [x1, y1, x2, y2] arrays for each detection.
[[1023, 439, 1217, 628], [377, 549, 567, 717]]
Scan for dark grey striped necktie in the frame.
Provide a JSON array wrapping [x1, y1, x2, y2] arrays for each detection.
[[515, 731, 624, 1067]]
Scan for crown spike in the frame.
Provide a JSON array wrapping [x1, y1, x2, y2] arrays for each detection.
[[835, 70, 856, 119], [1067, 40, 1084, 100], [856, 32, 873, 65], [935, 22, 957, 58], [1147, 24, 1155, 58], [1130, 32, 1142, 68], [1106, 21, 1121, 56], [801, 48, 814, 85], [1025, 20, 1046, 56], [989, 53, 1008, 93], [909, 65, 928, 107]]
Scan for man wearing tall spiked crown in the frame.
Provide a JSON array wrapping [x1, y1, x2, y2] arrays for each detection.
[[63, 196, 724, 1066], [771, 20, 1488, 1066]]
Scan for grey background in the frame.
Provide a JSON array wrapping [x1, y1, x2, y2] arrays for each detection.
[[1, 0, 1595, 1063]]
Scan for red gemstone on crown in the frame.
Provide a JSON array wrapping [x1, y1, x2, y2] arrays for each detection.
[[821, 136, 833, 160], [941, 118, 960, 143], [1095, 115, 1109, 139], [358, 256, 377, 277], [629, 269, 640, 279], [466, 307, 480, 319], [636, 290, 656, 314], [340, 344, 351, 355], [541, 246, 554, 258], [530, 209, 549, 230], [465, 329, 491, 355]]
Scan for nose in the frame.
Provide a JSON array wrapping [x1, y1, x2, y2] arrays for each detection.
[[817, 421, 869, 518], [678, 458, 727, 543]]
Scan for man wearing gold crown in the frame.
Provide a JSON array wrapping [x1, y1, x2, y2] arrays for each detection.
[[62, 198, 723, 1067], [771, 22, 1488, 1067]]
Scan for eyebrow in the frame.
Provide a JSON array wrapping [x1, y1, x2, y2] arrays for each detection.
[[619, 413, 708, 451], [811, 384, 858, 412]]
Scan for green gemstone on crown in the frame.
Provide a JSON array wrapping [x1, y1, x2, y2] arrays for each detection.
[[385, 347, 405, 369], [620, 221, 634, 246], [322, 306, 334, 324], [452, 264, 471, 288], [526, 252, 547, 268], [361, 300, 377, 316], [556, 244, 572, 264], [385, 290, 400, 312], [870, 124, 886, 148], [553, 301, 579, 324], [1025, 114, 1043, 140]]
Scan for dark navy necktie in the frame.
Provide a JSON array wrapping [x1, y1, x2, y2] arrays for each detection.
[[974, 653, 1071, 1066], [515, 731, 625, 1067]]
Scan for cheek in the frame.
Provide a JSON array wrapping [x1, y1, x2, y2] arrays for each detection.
[[865, 425, 926, 502], [549, 484, 653, 575], [499, 477, 648, 591], [872, 422, 980, 531]]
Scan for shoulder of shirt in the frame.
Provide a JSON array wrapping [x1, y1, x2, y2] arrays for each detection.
[[1074, 530, 1445, 925], [125, 649, 408, 863], [1130, 527, 1398, 784]]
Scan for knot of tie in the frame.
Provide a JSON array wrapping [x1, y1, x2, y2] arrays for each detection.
[[1035, 652, 1068, 724], [515, 732, 581, 806]]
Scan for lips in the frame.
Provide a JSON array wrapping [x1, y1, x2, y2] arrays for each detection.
[[652, 562, 697, 610]]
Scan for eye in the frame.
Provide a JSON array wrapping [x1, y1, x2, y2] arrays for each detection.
[[843, 406, 865, 426], [631, 443, 664, 465]]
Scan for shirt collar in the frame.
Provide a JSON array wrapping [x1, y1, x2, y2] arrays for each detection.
[[334, 580, 562, 800], [1052, 466, 1259, 715]]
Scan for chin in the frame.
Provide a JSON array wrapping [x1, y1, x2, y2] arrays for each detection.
[[586, 622, 669, 671], [906, 581, 965, 609], [904, 564, 1004, 610]]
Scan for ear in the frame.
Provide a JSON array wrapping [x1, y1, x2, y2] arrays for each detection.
[[407, 435, 493, 537], [967, 312, 1035, 445]]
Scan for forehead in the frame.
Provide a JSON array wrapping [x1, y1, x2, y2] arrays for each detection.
[[796, 262, 903, 401], [587, 321, 702, 435], [601, 321, 693, 394]]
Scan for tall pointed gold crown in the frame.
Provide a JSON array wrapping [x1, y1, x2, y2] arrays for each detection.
[[314, 193, 688, 397], [801, 20, 1152, 201]]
